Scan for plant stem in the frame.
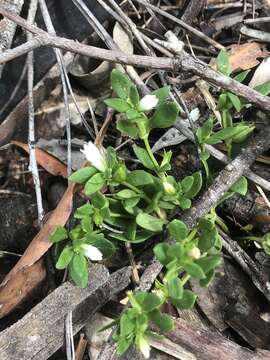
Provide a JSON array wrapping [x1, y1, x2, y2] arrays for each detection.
[[143, 136, 160, 172], [123, 181, 151, 203], [181, 273, 190, 285]]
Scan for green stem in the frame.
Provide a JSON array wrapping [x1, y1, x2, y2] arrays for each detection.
[[123, 181, 151, 203], [143, 137, 161, 174], [181, 274, 190, 285]]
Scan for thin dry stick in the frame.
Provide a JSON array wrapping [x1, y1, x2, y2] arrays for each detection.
[[181, 126, 270, 229], [27, 0, 44, 226], [72, 0, 148, 94], [132, 0, 224, 50], [38, 0, 72, 176], [1, 6, 269, 111], [75, 333, 88, 360]]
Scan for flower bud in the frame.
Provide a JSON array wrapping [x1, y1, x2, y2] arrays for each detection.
[[138, 95, 158, 112], [188, 247, 201, 260], [113, 163, 127, 183], [163, 181, 176, 195]]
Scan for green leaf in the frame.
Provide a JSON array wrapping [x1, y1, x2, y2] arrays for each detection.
[[167, 243, 184, 259], [136, 213, 165, 232], [168, 219, 188, 241], [117, 337, 133, 356], [56, 246, 73, 269], [196, 255, 221, 274], [254, 81, 270, 96], [181, 176, 194, 194], [231, 124, 254, 143], [116, 189, 138, 199], [200, 269, 215, 287], [154, 243, 171, 265], [123, 197, 140, 214], [221, 110, 232, 128], [233, 70, 250, 83], [126, 170, 154, 186], [167, 277, 183, 300], [91, 237, 115, 258], [149, 309, 174, 331], [198, 226, 218, 252], [91, 191, 108, 209], [216, 49, 231, 76], [206, 127, 241, 145], [170, 289, 197, 310], [135, 292, 162, 312], [69, 253, 88, 288], [129, 85, 139, 107], [179, 197, 191, 210], [104, 98, 130, 112], [126, 109, 141, 120], [133, 145, 155, 170], [196, 118, 213, 144], [50, 225, 68, 243], [185, 172, 202, 199], [218, 93, 228, 111], [150, 102, 179, 129], [105, 147, 117, 169], [151, 86, 170, 103], [120, 312, 135, 336], [230, 176, 248, 195], [111, 69, 132, 99], [84, 173, 105, 196], [184, 262, 206, 279], [74, 203, 93, 219], [69, 166, 97, 184], [227, 93, 241, 112], [117, 119, 139, 139]]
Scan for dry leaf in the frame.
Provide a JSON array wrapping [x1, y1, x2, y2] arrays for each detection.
[[0, 183, 75, 317], [229, 43, 268, 72], [249, 57, 270, 88], [0, 260, 46, 318], [12, 141, 67, 178]]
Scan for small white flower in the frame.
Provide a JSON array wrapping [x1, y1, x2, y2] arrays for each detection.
[[188, 247, 201, 260], [163, 181, 176, 195], [139, 95, 158, 112], [80, 141, 106, 172], [81, 244, 103, 261], [138, 335, 151, 359]]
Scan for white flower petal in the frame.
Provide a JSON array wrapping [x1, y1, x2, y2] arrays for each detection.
[[81, 244, 103, 261], [80, 141, 105, 172], [139, 95, 158, 112], [138, 336, 150, 359]]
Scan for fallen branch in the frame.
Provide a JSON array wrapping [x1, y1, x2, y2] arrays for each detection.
[[152, 317, 270, 360], [0, 265, 131, 360], [1, 6, 270, 111], [182, 126, 270, 229]]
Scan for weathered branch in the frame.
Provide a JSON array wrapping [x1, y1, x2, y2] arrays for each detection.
[[182, 127, 270, 229], [1, 5, 270, 111], [0, 265, 131, 360]]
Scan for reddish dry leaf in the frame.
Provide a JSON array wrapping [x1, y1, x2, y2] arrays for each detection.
[[229, 43, 268, 72], [12, 140, 67, 178], [0, 260, 46, 318], [0, 183, 75, 317]]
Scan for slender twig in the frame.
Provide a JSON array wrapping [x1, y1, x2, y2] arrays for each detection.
[[221, 229, 270, 301], [0, 6, 269, 111], [132, 0, 224, 50], [27, 0, 44, 226], [181, 126, 270, 229], [38, 0, 72, 175], [71, 0, 148, 94]]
